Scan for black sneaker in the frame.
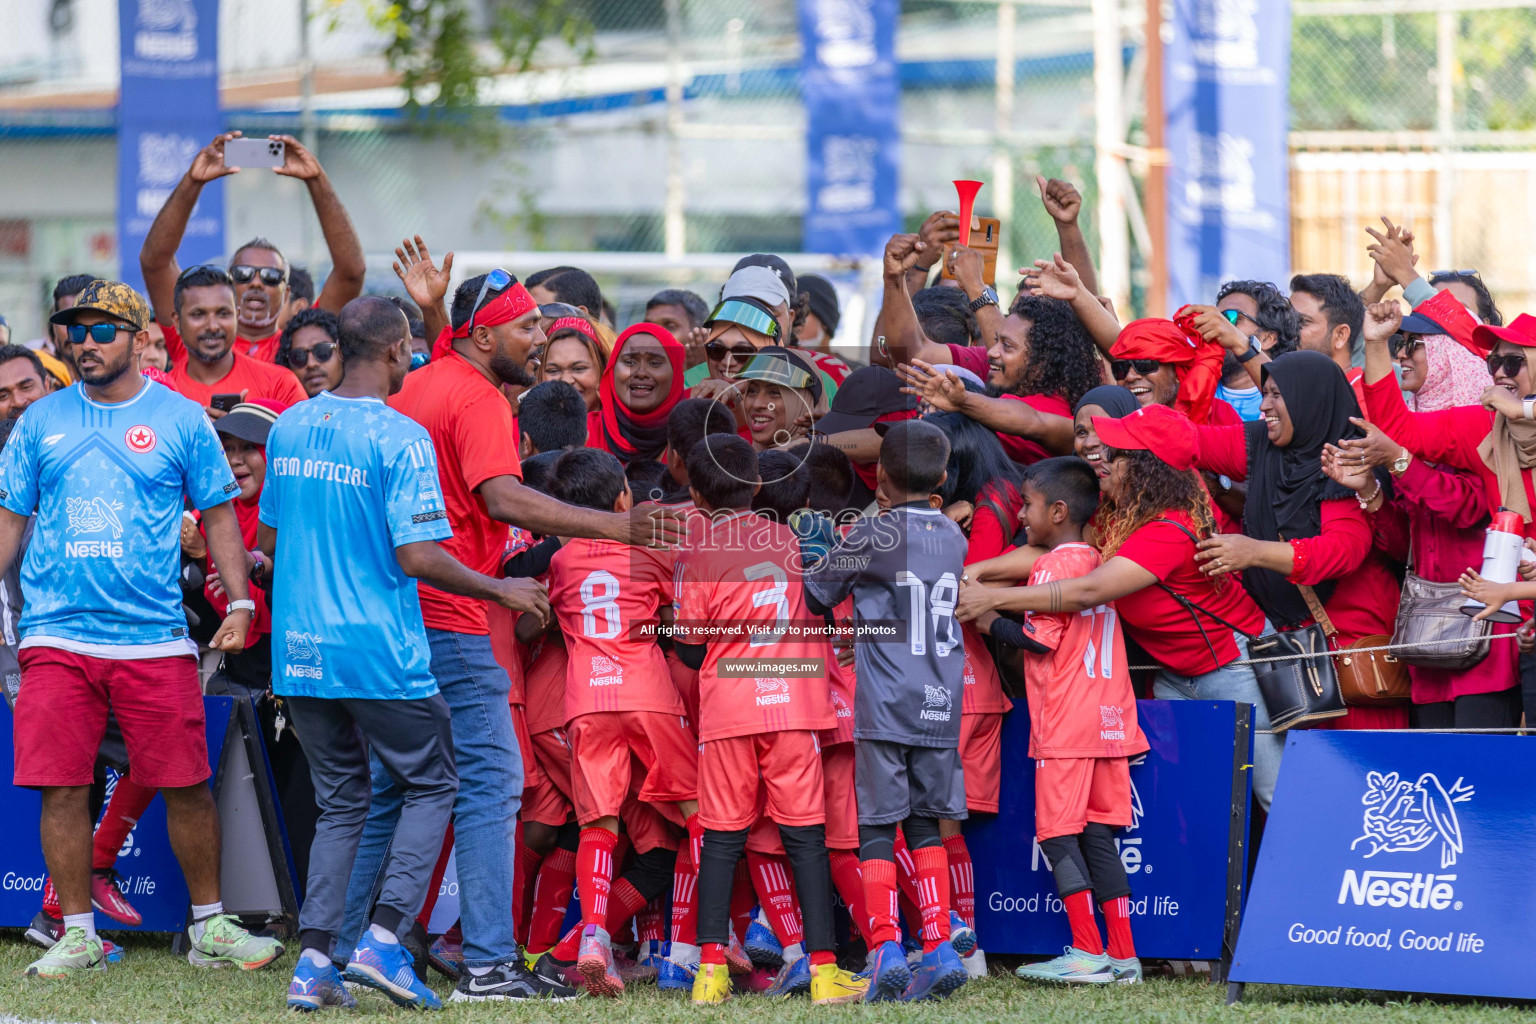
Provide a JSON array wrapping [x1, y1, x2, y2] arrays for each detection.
[[24, 911, 62, 950], [449, 959, 580, 1002]]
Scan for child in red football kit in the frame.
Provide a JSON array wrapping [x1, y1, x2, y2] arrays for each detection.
[[969, 457, 1148, 985], [537, 448, 701, 998], [671, 435, 868, 1006]]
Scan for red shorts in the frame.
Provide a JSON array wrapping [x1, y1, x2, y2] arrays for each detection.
[[1034, 756, 1132, 841], [699, 730, 825, 833], [522, 727, 574, 828], [14, 647, 209, 789], [512, 704, 545, 794], [960, 712, 1004, 814], [567, 710, 697, 826], [620, 791, 682, 854], [821, 742, 859, 850]]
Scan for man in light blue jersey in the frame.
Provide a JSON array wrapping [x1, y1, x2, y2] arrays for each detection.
[[0, 280, 283, 978], [257, 296, 566, 1011]]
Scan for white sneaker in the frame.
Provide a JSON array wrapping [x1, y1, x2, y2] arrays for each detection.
[[962, 947, 988, 979]]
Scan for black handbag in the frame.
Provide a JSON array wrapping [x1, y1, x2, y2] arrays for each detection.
[[1390, 567, 1492, 671]]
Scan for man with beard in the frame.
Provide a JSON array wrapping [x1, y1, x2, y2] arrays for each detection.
[[140, 131, 366, 365], [160, 266, 305, 413], [343, 270, 680, 1002]]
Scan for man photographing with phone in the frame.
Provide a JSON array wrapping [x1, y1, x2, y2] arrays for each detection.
[[140, 131, 367, 365]]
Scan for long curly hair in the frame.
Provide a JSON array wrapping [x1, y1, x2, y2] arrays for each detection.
[[1094, 446, 1217, 557], [1009, 294, 1103, 408]]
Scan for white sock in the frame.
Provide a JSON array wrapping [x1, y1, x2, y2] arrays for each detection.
[[670, 941, 700, 966], [303, 948, 331, 968], [368, 922, 400, 946], [191, 901, 223, 940], [62, 912, 97, 942], [782, 942, 805, 964]]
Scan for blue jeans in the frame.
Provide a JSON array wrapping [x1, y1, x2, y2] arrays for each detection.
[[337, 629, 523, 967], [1151, 626, 1282, 810]]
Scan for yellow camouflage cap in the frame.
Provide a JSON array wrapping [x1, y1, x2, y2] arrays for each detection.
[[48, 279, 150, 333]]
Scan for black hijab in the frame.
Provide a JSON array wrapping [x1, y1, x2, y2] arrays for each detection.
[[1074, 385, 1140, 419], [1240, 350, 1363, 628]]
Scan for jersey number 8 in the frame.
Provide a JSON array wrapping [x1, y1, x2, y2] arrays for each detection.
[[580, 569, 623, 639]]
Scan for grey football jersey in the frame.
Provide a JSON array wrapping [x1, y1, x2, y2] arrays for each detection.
[[804, 504, 967, 748]]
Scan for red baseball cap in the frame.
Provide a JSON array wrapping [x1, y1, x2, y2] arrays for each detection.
[[1473, 313, 1536, 351], [1091, 403, 1199, 472]]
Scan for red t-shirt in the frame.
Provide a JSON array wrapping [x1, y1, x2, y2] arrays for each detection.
[[674, 512, 834, 742], [997, 393, 1072, 465], [525, 637, 569, 735], [160, 321, 305, 408], [1112, 512, 1266, 676], [961, 622, 1012, 714], [946, 344, 991, 378], [1020, 543, 1147, 759], [159, 318, 280, 369], [821, 653, 856, 746], [548, 538, 682, 721], [390, 352, 524, 634]]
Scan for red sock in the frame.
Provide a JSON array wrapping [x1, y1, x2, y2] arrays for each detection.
[[603, 877, 651, 937], [1063, 890, 1103, 955], [685, 812, 703, 873], [528, 846, 577, 954], [576, 826, 618, 928], [943, 834, 975, 929], [1102, 895, 1136, 960], [829, 850, 873, 947], [552, 921, 582, 961], [911, 845, 952, 952], [809, 950, 836, 967], [670, 844, 698, 946], [861, 858, 899, 947], [747, 851, 803, 947], [514, 839, 542, 945], [729, 859, 754, 941], [92, 774, 157, 871], [415, 825, 455, 929], [637, 896, 666, 943], [701, 941, 726, 965], [893, 830, 922, 909]]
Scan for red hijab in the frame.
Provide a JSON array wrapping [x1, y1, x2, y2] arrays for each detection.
[[591, 323, 686, 463], [1112, 316, 1226, 424]]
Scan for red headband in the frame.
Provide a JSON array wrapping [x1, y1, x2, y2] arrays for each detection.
[[548, 316, 599, 343], [432, 281, 539, 360]]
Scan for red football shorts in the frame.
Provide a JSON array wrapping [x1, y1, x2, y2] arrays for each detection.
[[1034, 756, 1132, 842], [960, 712, 1004, 814], [699, 730, 825, 833], [14, 647, 208, 789], [511, 703, 546, 794], [522, 727, 574, 828], [820, 741, 859, 850], [567, 710, 698, 825]]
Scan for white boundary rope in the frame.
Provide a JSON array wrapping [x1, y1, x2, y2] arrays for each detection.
[[1126, 628, 1523, 673]]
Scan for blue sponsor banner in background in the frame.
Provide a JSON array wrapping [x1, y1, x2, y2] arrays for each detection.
[[1233, 732, 1536, 999], [798, 0, 901, 257], [0, 697, 234, 932], [1163, 0, 1290, 307], [968, 700, 1249, 958], [117, 0, 224, 293]]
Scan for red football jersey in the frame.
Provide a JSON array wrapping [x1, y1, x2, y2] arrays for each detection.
[[675, 512, 834, 742], [1021, 543, 1148, 759], [486, 600, 525, 705], [960, 622, 1012, 715], [548, 538, 682, 721], [524, 637, 568, 735]]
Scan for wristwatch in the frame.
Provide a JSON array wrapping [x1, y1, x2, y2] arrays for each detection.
[[1391, 448, 1411, 475], [1236, 335, 1263, 363], [1524, 396, 1536, 421], [227, 599, 257, 614], [968, 287, 999, 313]]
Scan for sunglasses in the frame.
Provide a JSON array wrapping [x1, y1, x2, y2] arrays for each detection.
[[286, 342, 338, 368], [1110, 358, 1163, 380], [1487, 352, 1527, 379], [704, 298, 780, 340], [229, 265, 287, 287], [1431, 269, 1480, 279], [705, 341, 759, 362], [1389, 334, 1422, 359], [65, 323, 128, 346], [736, 352, 817, 392], [469, 269, 513, 332]]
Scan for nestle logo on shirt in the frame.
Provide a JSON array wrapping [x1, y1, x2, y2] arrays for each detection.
[[412, 510, 447, 524], [65, 541, 123, 558]]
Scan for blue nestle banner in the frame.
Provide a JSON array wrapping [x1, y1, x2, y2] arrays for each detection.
[[968, 699, 1248, 958], [117, 0, 223, 293], [1163, 0, 1289, 307], [1233, 731, 1536, 999], [798, 0, 901, 257], [0, 697, 235, 932]]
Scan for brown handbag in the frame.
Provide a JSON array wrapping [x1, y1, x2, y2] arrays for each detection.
[[1297, 584, 1411, 706]]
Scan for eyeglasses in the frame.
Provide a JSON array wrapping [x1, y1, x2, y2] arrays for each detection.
[[229, 265, 288, 287], [1487, 353, 1527, 379], [469, 269, 513, 333], [705, 340, 759, 362], [704, 299, 780, 339], [1110, 358, 1163, 380], [1390, 334, 1422, 359], [177, 264, 232, 286], [65, 323, 127, 346], [286, 342, 337, 368]]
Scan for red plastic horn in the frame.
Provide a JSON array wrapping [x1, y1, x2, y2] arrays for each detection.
[[953, 180, 983, 246]]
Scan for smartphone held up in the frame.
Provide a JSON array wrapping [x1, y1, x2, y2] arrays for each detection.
[[224, 137, 285, 169]]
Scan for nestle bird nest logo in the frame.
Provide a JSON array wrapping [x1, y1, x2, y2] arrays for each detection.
[[1352, 771, 1474, 870]]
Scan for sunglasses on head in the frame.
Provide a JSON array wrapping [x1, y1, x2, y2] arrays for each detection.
[[229, 264, 287, 287], [469, 269, 514, 332], [177, 263, 232, 286], [65, 323, 128, 346], [1110, 358, 1162, 380], [705, 341, 759, 362], [1487, 352, 1527, 379], [704, 298, 781, 340], [1390, 334, 1422, 359], [286, 342, 338, 368]]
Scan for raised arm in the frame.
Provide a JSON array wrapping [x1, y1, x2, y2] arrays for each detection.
[[393, 236, 453, 345], [871, 233, 952, 369], [1182, 303, 1268, 386], [271, 135, 366, 312], [139, 131, 242, 324], [898, 360, 1072, 454], [1020, 254, 1120, 355], [1038, 176, 1100, 298]]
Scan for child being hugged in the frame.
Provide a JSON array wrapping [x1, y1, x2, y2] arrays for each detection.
[[972, 456, 1149, 986]]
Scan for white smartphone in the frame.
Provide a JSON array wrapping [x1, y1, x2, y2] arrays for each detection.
[[224, 137, 285, 169]]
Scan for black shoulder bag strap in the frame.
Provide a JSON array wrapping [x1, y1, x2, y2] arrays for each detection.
[[1146, 518, 1260, 672]]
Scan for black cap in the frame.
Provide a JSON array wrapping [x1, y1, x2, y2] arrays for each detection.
[[1400, 311, 1449, 336], [797, 274, 840, 336], [811, 365, 917, 436], [731, 254, 796, 299], [213, 402, 282, 446]]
